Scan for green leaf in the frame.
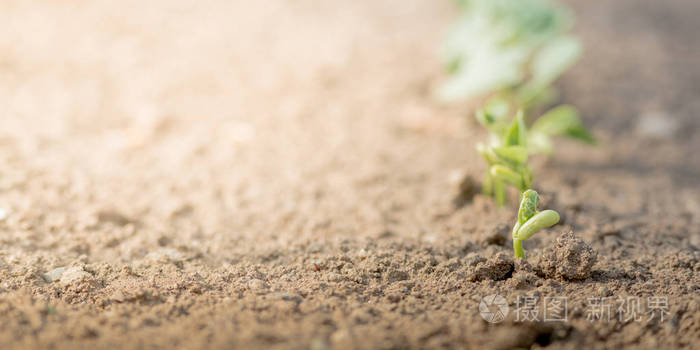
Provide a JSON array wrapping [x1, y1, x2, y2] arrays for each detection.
[[505, 110, 528, 146], [517, 189, 539, 225], [531, 105, 595, 143], [565, 124, 596, 144], [530, 105, 577, 134], [476, 144, 500, 164], [490, 164, 522, 188], [493, 145, 528, 164]]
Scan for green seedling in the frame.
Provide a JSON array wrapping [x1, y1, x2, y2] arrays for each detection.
[[439, 0, 595, 206], [475, 96, 594, 204], [476, 101, 532, 205], [512, 189, 559, 258], [438, 0, 581, 110]]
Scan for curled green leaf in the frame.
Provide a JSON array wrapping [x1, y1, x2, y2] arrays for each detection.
[[518, 189, 539, 225]]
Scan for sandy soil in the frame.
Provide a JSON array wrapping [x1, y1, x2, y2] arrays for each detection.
[[1, 0, 699, 349]]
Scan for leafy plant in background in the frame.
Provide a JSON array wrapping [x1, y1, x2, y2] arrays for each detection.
[[439, 0, 596, 204], [438, 0, 581, 109], [512, 189, 559, 258]]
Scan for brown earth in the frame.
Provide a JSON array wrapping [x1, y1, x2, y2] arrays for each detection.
[[1, 0, 699, 349]]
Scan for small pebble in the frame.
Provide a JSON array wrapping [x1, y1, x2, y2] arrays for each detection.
[[42, 267, 66, 283], [247, 278, 269, 291]]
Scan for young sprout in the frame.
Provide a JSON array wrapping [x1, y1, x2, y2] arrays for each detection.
[[476, 101, 533, 205], [512, 189, 560, 258]]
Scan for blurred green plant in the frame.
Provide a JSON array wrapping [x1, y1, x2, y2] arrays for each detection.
[[475, 99, 532, 206], [439, 0, 596, 205], [512, 189, 559, 258], [438, 0, 581, 108], [475, 96, 594, 204]]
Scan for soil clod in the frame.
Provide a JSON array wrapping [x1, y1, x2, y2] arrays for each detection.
[[539, 231, 597, 280], [470, 252, 514, 281]]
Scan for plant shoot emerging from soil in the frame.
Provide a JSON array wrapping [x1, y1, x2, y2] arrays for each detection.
[[512, 189, 559, 259]]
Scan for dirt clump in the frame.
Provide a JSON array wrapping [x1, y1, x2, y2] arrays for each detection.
[[507, 258, 540, 289], [470, 252, 514, 281], [538, 231, 597, 280]]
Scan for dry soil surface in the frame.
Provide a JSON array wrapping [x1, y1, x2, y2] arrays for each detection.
[[1, 0, 699, 349]]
